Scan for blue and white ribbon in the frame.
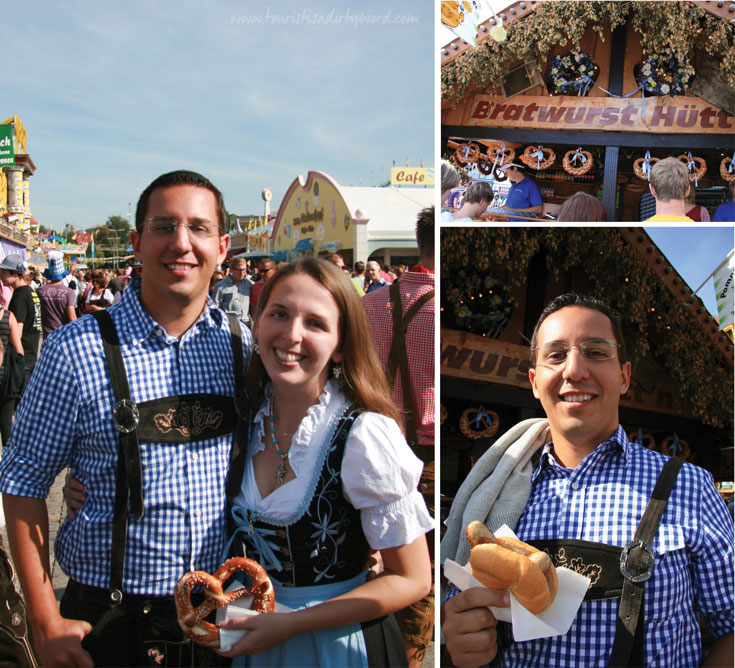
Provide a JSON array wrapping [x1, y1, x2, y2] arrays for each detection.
[[643, 150, 653, 181], [686, 151, 698, 187], [531, 145, 545, 170], [571, 148, 587, 167]]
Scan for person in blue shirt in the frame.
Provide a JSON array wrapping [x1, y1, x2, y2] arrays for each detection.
[[713, 182, 735, 222], [498, 163, 543, 221]]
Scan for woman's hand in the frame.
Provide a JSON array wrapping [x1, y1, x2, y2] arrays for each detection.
[[63, 471, 87, 520], [218, 612, 300, 657]]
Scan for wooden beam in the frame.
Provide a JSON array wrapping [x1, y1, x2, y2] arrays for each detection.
[[442, 125, 734, 149]]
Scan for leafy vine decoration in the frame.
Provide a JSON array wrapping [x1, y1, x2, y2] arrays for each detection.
[[441, 1, 734, 107]]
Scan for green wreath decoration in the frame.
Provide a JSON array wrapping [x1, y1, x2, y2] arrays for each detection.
[[441, 270, 513, 338], [546, 51, 599, 95], [634, 52, 694, 96]]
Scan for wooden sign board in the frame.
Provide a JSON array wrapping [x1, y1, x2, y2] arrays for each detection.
[[464, 94, 734, 134], [441, 328, 694, 418]]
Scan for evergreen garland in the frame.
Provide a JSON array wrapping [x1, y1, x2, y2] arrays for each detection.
[[441, 1, 734, 106]]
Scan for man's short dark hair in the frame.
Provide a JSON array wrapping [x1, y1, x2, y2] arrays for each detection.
[[416, 206, 434, 256], [464, 181, 494, 204], [530, 293, 628, 365], [135, 170, 228, 235], [354, 261, 365, 274]]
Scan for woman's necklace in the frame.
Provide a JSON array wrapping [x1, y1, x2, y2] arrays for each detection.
[[269, 398, 290, 484]]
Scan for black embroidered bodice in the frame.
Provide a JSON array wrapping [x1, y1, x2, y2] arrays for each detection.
[[236, 406, 371, 588]]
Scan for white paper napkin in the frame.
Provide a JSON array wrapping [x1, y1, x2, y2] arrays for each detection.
[[214, 585, 293, 652], [443, 525, 590, 641]]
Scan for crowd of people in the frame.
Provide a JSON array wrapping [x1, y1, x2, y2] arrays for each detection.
[[0, 169, 436, 668], [441, 157, 735, 222]]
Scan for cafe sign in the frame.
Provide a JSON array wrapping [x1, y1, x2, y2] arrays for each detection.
[[441, 328, 694, 418], [390, 167, 435, 186], [467, 95, 734, 134], [0, 124, 15, 166]]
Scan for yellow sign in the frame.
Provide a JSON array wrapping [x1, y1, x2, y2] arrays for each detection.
[[272, 171, 354, 253], [390, 167, 435, 186]]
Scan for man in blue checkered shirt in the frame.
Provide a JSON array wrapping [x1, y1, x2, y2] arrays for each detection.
[[0, 171, 251, 667], [442, 294, 733, 668]]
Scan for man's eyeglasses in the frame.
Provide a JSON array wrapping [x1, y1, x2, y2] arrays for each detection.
[[532, 340, 621, 365], [144, 218, 219, 239]]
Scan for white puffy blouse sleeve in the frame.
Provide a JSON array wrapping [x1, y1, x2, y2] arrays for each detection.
[[341, 412, 434, 550]]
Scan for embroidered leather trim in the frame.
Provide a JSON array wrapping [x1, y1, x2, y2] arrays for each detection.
[[153, 400, 224, 438], [546, 546, 603, 587]]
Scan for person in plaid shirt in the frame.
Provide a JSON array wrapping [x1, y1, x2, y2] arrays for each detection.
[[363, 206, 435, 668], [442, 294, 733, 668]]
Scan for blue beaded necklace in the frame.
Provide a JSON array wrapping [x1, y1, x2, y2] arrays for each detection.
[[270, 398, 290, 483]]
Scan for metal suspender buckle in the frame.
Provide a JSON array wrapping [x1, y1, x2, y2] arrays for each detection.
[[619, 539, 655, 583], [113, 399, 139, 434]]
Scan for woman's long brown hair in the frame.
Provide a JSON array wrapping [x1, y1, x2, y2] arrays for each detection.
[[248, 257, 402, 427]]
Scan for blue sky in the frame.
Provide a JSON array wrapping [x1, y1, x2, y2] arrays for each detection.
[[7, 1, 433, 230], [645, 227, 734, 319]]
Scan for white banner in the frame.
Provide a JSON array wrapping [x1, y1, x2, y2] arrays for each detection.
[[713, 249, 735, 330]]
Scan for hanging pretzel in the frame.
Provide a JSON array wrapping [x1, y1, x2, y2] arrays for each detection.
[[720, 156, 735, 183], [563, 149, 593, 176], [477, 154, 494, 175], [459, 408, 499, 440], [520, 146, 555, 170], [660, 435, 691, 461], [634, 156, 659, 181], [677, 154, 707, 183], [175, 557, 275, 648], [628, 430, 657, 451], [454, 142, 481, 165], [486, 143, 516, 165]]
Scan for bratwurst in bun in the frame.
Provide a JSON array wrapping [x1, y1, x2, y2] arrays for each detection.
[[466, 520, 558, 614]]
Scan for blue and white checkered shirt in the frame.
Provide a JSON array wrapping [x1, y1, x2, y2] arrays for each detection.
[[496, 426, 734, 667], [0, 278, 252, 596]]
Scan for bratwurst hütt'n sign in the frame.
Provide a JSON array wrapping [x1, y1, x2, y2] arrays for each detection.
[[467, 95, 734, 134]]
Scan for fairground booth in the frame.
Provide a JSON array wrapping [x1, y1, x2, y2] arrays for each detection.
[[269, 170, 432, 268], [440, 227, 734, 524], [441, 1, 735, 221]]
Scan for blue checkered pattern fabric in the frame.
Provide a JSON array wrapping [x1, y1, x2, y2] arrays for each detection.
[[0, 278, 252, 596], [493, 426, 733, 667]]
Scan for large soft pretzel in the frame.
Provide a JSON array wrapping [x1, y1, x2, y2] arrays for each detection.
[[486, 143, 515, 165], [563, 149, 593, 176], [454, 142, 481, 165], [466, 521, 557, 614], [520, 145, 555, 170], [175, 557, 275, 648], [678, 154, 707, 182], [634, 156, 659, 180], [720, 157, 735, 183]]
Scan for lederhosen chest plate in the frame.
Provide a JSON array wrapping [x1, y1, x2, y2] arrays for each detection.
[[238, 405, 370, 588], [521, 457, 685, 668]]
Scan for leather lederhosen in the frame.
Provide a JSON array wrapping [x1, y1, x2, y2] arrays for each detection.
[[78, 310, 251, 664], [527, 456, 684, 668]]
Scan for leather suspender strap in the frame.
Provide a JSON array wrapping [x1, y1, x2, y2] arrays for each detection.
[[607, 456, 684, 668], [386, 281, 434, 446], [225, 314, 250, 520], [92, 310, 143, 608]]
